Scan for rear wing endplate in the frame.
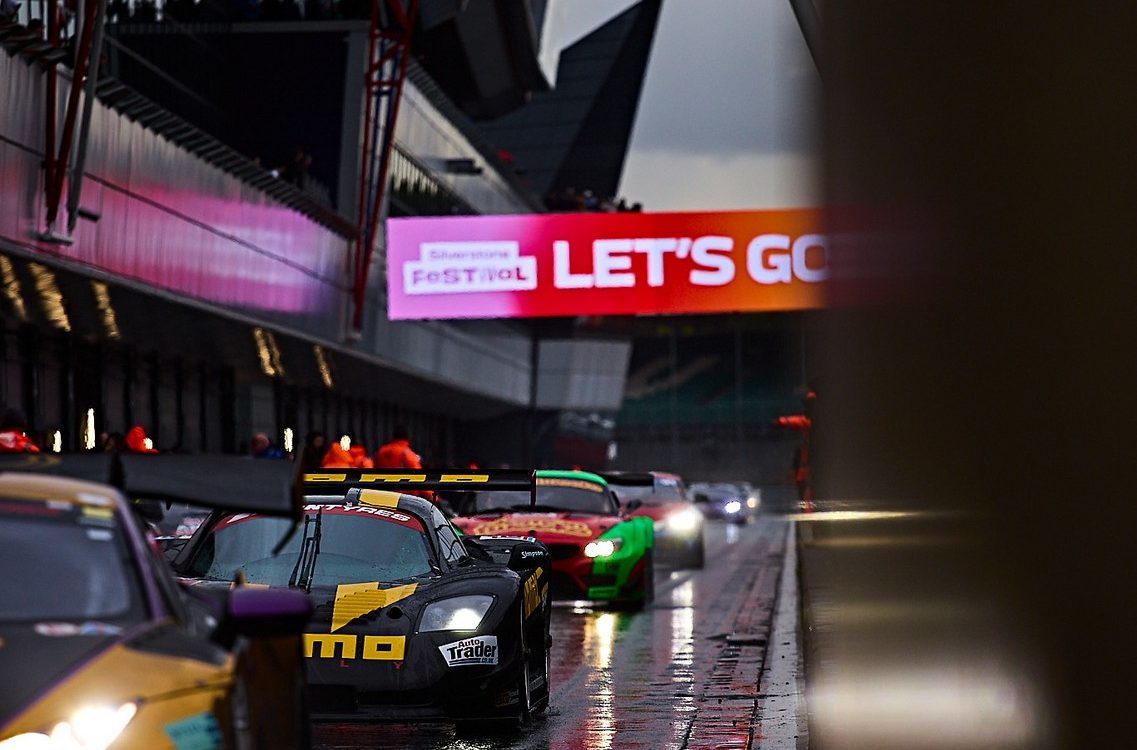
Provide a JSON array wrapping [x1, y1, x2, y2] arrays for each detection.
[[598, 471, 655, 487], [304, 469, 537, 507]]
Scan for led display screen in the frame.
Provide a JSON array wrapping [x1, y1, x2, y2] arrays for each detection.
[[386, 209, 826, 319]]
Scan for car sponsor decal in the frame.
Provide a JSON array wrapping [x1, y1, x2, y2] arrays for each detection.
[[162, 712, 223, 750], [34, 621, 123, 637], [439, 636, 499, 667], [306, 472, 490, 484], [331, 582, 419, 633], [304, 634, 406, 661], [357, 489, 402, 508], [216, 504, 423, 531], [471, 517, 594, 538], [522, 568, 548, 619], [536, 477, 603, 492], [477, 535, 537, 542]]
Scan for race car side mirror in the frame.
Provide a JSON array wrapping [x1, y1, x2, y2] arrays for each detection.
[[224, 587, 312, 640], [622, 499, 643, 513], [506, 541, 549, 572]]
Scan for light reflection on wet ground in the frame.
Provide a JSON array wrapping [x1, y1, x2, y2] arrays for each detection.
[[313, 489, 797, 750]]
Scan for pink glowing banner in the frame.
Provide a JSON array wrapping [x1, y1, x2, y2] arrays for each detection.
[[386, 209, 827, 319]]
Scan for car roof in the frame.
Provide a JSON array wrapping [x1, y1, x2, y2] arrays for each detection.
[[536, 469, 608, 487], [0, 472, 123, 509]]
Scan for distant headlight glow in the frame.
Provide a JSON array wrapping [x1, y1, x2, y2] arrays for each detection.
[[420, 595, 493, 632], [724, 500, 742, 514], [666, 508, 702, 533], [0, 703, 138, 750], [747, 497, 759, 509], [584, 538, 622, 558]]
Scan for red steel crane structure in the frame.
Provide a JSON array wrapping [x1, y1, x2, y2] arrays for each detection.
[[35, 0, 419, 337], [39, 0, 108, 242], [351, 0, 420, 332]]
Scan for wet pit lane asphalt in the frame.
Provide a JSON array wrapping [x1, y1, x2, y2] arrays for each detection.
[[313, 488, 800, 750]]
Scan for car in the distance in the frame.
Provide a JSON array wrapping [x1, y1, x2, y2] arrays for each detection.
[[601, 471, 704, 568], [689, 481, 759, 524]]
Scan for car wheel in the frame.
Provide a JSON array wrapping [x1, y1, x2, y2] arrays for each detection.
[[690, 541, 705, 569], [514, 607, 535, 727], [634, 549, 655, 610]]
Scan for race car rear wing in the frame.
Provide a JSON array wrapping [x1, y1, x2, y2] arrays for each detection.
[[0, 453, 303, 519], [598, 471, 655, 487], [303, 469, 538, 507]]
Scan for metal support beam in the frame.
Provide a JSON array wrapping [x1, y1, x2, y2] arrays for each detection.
[[42, 0, 106, 239], [66, 0, 109, 233], [350, 0, 420, 333]]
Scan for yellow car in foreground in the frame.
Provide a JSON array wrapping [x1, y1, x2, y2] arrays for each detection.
[[0, 455, 311, 750]]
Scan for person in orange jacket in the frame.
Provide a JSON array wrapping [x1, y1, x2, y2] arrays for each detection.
[[125, 425, 158, 453], [320, 441, 354, 468], [348, 445, 374, 468], [374, 426, 421, 470], [0, 409, 39, 453]]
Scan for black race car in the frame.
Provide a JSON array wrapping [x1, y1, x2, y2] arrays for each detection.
[[170, 470, 552, 727]]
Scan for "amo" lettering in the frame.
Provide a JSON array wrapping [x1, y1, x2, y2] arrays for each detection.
[[304, 633, 406, 660]]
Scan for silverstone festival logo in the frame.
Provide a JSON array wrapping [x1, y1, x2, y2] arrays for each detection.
[[404, 241, 537, 295]]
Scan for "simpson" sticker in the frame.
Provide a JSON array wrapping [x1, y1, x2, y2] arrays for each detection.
[[439, 636, 499, 667]]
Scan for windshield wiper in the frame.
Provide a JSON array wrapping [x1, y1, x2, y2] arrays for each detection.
[[287, 508, 324, 591], [300, 506, 324, 592], [286, 513, 312, 589]]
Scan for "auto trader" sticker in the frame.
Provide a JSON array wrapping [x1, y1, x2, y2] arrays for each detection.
[[439, 636, 499, 667]]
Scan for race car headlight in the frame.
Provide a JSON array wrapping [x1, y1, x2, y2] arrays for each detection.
[[0, 702, 137, 750], [420, 595, 494, 632], [584, 538, 622, 558], [666, 508, 703, 533], [724, 500, 742, 514]]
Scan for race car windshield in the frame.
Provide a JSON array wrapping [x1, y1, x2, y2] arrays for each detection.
[[468, 482, 616, 516], [609, 481, 684, 504], [0, 499, 141, 623], [692, 485, 741, 501], [190, 511, 433, 586]]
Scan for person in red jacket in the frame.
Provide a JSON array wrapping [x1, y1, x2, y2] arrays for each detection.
[[320, 441, 354, 468], [125, 425, 158, 453], [374, 426, 421, 470], [0, 409, 39, 453], [348, 445, 374, 468]]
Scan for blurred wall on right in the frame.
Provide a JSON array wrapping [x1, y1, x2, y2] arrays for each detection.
[[814, 4, 1137, 748]]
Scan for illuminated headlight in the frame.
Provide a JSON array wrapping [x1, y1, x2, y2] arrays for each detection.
[[724, 500, 742, 514], [584, 538, 622, 558], [0, 703, 137, 750], [666, 508, 702, 533], [420, 595, 494, 632], [747, 497, 759, 509]]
